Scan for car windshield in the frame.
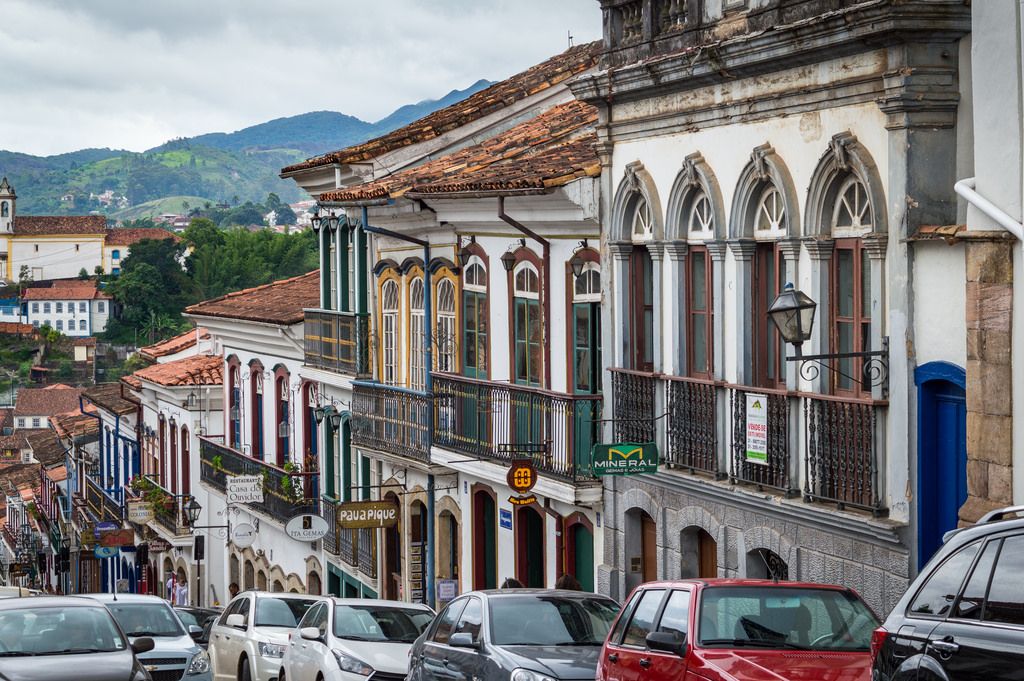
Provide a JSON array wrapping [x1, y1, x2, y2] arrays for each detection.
[[334, 605, 433, 643], [255, 597, 317, 628], [106, 602, 186, 637], [489, 595, 619, 646], [0, 606, 127, 656], [176, 610, 200, 628], [698, 587, 879, 651]]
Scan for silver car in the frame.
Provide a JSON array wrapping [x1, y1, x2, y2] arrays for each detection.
[[88, 593, 212, 681]]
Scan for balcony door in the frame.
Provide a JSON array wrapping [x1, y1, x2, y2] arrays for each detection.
[[516, 505, 545, 587], [752, 242, 787, 389], [629, 246, 654, 372], [513, 262, 543, 448], [572, 259, 601, 474], [472, 489, 497, 590], [462, 256, 489, 445]]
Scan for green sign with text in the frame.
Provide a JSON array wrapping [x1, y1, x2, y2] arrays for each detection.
[[591, 442, 659, 476]]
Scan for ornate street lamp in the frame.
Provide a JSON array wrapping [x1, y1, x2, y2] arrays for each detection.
[[184, 497, 202, 528], [767, 284, 817, 353], [310, 207, 322, 234], [458, 236, 475, 268], [569, 239, 590, 278]]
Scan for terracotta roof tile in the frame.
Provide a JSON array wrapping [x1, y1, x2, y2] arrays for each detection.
[[319, 100, 598, 203], [0, 432, 28, 452], [104, 227, 179, 246], [130, 354, 223, 388], [13, 215, 107, 236], [13, 387, 83, 418], [23, 429, 65, 468], [82, 383, 137, 416], [121, 374, 142, 391], [282, 42, 600, 174], [22, 283, 110, 301], [185, 271, 319, 325], [0, 323, 37, 336], [0, 464, 40, 495], [139, 327, 209, 362], [51, 410, 99, 442], [72, 337, 97, 346], [46, 465, 67, 482]]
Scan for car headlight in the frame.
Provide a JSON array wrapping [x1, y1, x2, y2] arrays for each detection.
[[333, 649, 374, 676], [511, 669, 557, 681], [258, 641, 287, 659], [187, 650, 211, 675]]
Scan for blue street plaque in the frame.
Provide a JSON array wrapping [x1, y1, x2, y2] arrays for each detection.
[[499, 509, 512, 530]]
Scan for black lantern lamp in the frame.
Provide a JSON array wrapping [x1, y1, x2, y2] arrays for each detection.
[[230, 405, 240, 421], [569, 239, 590, 278], [329, 411, 343, 430], [278, 420, 289, 438], [184, 497, 202, 528], [327, 211, 341, 232], [184, 391, 198, 409], [313, 406, 326, 425], [310, 207, 322, 234], [458, 236, 476, 268], [767, 283, 817, 354]]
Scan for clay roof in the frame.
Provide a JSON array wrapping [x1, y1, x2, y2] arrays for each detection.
[[185, 271, 318, 325], [105, 227, 179, 246], [139, 327, 209, 362], [0, 323, 37, 336], [51, 409, 99, 443], [46, 465, 67, 483], [0, 464, 40, 494], [0, 432, 28, 451], [23, 429, 65, 468], [22, 284, 110, 301], [121, 374, 142, 391], [130, 354, 223, 388], [13, 215, 107, 236], [282, 42, 601, 174], [82, 383, 137, 416], [72, 336, 97, 346], [319, 100, 598, 203], [13, 387, 83, 418]]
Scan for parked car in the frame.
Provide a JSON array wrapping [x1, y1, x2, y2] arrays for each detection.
[[88, 592, 212, 681], [0, 595, 155, 681], [209, 591, 326, 681], [408, 589, 620, 681], [280, 598, 434, 681], [599, 579, 879, 681], [0, 586, 43, 599], [872, 505, 1024, 681], [176, 605, 223, 649]]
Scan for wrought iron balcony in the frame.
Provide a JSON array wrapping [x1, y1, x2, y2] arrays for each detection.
[[432, 373, 602, 481], [728, 385, 794, 495], [665, 375, 719, 475], [84, 475, 123, 522], [1, 523, 16, 550], [139, 477, 191, 537], [351, 382, 431, 463], [610, 368, 657, 444], [304, 309, 371, 377], [321, 496, 339, 555], [357, 528, 377, 579], [199, 436, 319, 524]]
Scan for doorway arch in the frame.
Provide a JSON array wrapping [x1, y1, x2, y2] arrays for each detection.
[[916, 361, 967, 568], [746, 548, 788, 580], [516, 505, 545, 587], [564, 515, 594, 592], [680, 526, 717, 578], [624, 508, 658, 592], [437, 509, 459, 581], [472, 487, 497, 590], [383, 491, 402, 600]]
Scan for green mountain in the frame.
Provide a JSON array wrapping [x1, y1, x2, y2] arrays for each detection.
[[0, 79, 493, 217]]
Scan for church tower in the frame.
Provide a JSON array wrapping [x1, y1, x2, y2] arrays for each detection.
[[0, 177, 14, 234]]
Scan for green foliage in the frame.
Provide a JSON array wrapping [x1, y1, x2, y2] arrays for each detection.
[[78, 268, 90, 280], [38, 324, 62, 345], [56, 360, 73, 379]]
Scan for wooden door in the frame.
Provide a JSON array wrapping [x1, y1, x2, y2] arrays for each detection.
[[698, 530, 717, 578], [641, 513, 657, 583]]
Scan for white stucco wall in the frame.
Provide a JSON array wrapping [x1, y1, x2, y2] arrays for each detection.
[[913, 245, 968, 370], [11, 237, 105, 281]]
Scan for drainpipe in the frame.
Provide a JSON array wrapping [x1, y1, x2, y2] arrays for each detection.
[[498, 196, 552, 388], [349, 205, 437, 609], [954, 177, 1024, 240]]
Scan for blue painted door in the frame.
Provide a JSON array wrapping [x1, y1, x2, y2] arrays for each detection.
[[918, 377, 967, 568]]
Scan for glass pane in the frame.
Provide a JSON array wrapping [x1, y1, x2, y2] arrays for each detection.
[[837, 250, 854, 317], [861, 252, 871, 318], [837, 321, 853, 390], [909, 543, 979, 617], [622, 590, 665, 647], [690, 253, 706, 312], [985, 535, 1024, 625], [954, 539, 1000, 620], [693, 315, 707, 374], [643, 310, 654, 364], [658, 590, 691, 637], [642, 256, 653, 305], [576, 306, 590, 346], [575, 348, 592, 393]]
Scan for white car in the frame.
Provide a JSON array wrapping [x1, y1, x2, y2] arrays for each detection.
[[280, 598, 435, 681], [210, 591, 326, 681]]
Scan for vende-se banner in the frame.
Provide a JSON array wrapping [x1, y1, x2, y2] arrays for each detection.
[[745, 393, 769, 465]]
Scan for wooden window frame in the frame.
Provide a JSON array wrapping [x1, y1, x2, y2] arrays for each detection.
[[274, 367, 290, 468], [180, 425, 190, 497], [461, 249, 490, 380], [567, 250, 602, 394], [752, 242, 787, 389], [686, 245, 713, 379], [379, 273, 401, 386], [507, 251, 545, 388], [830, 238, 871, 399], [629, 246, 655, 373], [250, 361, 265, 460]]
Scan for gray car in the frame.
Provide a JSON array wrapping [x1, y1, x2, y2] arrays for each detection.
[[0, 595, 155, 681], [408, 589, 620, 681]]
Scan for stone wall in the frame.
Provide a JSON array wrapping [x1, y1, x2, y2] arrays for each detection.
[[961, 241, 1015, 522]]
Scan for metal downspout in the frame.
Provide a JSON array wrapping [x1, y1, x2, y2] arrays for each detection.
[[955, 177, 1024, 240], [498, 196, 552, 388], [356, 206, 436, 609]]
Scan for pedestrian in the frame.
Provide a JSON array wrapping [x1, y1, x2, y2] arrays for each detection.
[[174, 573, 189, 606], [165, 572, 175, 602], [229, 582, 239, 600], [500, 577, 524, 588], [555, 574, 582, 591]]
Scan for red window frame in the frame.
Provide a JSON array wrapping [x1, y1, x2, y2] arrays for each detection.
[[630, 246, 655, 373], [752, 242, 787, 389], [830, 238, 871, 398], [686, 246, 713, 379]]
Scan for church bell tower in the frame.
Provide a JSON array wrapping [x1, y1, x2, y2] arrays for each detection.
[[0, 177, 15, 234]]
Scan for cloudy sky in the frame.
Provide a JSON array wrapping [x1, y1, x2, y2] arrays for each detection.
[[1, 0, 601, 157]]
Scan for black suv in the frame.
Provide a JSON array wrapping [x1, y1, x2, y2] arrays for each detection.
[[872, 505, 1024, 681]]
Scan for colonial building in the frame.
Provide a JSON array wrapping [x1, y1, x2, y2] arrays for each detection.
[[22, 281, 111, 336], [569, 0, 971, 613]]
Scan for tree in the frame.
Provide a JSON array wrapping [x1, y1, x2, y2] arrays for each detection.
[[274, 203, 297, 226], [17, 266, 31, 296], [78, 268, 90, 280]]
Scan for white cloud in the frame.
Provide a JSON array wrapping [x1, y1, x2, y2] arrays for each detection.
[[0, 0, 601, 156]]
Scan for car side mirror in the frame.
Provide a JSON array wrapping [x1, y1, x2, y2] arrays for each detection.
[[188, 625, 204, 641], [131, 637, 155, 655], [646, 631, 686, 657], [449, 632, 479, 649], [226, 613, 246, 629], [300, 627, 322, 642]]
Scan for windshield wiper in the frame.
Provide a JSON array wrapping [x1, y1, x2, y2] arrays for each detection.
[[337, 635, 376, 641], [0, 651, 36, 657], [553, 641, 602, 646], [46, 648, 111, 655], [701, 638, 811, 650]]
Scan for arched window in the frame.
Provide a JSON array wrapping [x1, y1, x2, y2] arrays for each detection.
[[513, 261, 541, 386], [436, 278, 457, 373], [168, 418, 177, 494], [180, 425, 190, 497], [755, 186, 787, 235], [572, 261, 601, 394], [832, 176, 873, 236], [251, 363, 264, 459], [275, 370, 290, 468], [632, 197, 654, 242], [687, 191, 715, 239], [463, 255, 488, 379], [0, 201, 7, 218], [831, 178, 872, 396], [158, 415, 166, 482], [752, 185, 789, 389], [409, 277, 426, 391], [302, 382, 318, 499], [228, 361, 241, 449], [381, 279, 400, 385]]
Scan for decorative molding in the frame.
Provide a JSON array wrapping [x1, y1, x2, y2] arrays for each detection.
[[862, 233, 889, 259], [663, 240, 689, 261], [727, 239, 757, 261], [706, 240, 728, 262], [608, 241, 634, 259], [803, 238, 835, 261]]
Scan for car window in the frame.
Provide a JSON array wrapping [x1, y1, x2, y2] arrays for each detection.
[[106, 602, 185, 637], [314, 604, 330, 636], [954, 539, 1000, 620], [298, 603, 323, 631], [0, 606, 126, 655], [432, 599, 468, 644], [909, 543, 980, 618], [218, 597, 247, 625], [488, 595, 618, 646], [454, 598, 483, 641], [254, 597, 316, 628], [335, 605, 433, 643], [621, 589, 665, 647], [177, 610, 199, 628], [984, 535, 1024, 626], [658, 590, 690, 638], [609, 590, 642, 645]]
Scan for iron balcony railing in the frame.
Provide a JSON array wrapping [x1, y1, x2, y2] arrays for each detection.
[[84, 476, 123, 522], [304, 309, 371, 377], [199, 436, 319, 524], [321, 496, 339, 555], [665, 375, 719, 475], [803, 394, 884, 513], [728, 385, 794, 495], [339, 528, 358, 567], [432, 373, 602, 480], [351, 382, 431, 463], [136, 476, 191, 537], [610, 368, 657, 444], [0, 523, 16, 550], [357, 528, 377, 579]]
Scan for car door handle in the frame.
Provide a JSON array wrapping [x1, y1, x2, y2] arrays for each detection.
[[607, 653, 619, 663], [930, 639, 959, 655], [443, 658, 451, 666], [639, 658, 652, 669]]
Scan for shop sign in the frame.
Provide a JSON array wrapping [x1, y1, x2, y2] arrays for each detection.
[[127, 500, 155, 524], [147, 538, 171, 553], [94, 546, 119, 559], [508, 495, 537, 506], [285, 514, 329, 541], [99, 529, 136, 548], [745, 393, 769, 465], [336, 500, 399, 530], [506, 459, 537, 495], [437, 579, 459, 603], [591, 442, 659, 476], [227, 475, 264, 504], [232, 523, 257, 549]]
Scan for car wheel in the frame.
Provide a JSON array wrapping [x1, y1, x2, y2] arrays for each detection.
[[239, 656, 251, 681]]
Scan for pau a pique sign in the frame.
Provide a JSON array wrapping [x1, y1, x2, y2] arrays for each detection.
[[336, 500, 400, 529]]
